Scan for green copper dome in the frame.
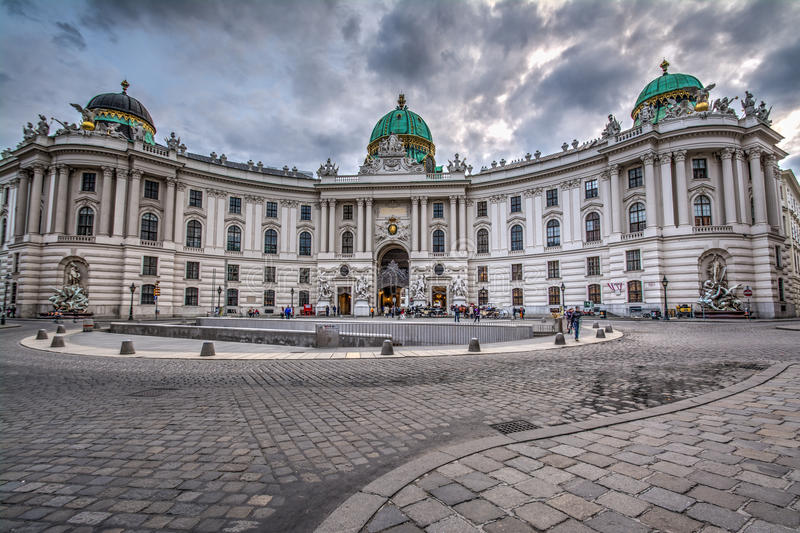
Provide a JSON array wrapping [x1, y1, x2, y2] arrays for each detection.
[[632, 60, 703, 122], [367, 94, 435, 163]]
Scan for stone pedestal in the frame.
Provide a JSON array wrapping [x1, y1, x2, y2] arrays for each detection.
[[452, 296, 466, 308], [316, 300, 332, 316], [353, 299, 370, 317]]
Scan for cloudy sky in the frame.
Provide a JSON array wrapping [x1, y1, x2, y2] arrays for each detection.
[[1, 0, 799, 175]]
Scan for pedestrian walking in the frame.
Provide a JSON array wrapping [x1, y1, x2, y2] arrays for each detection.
[[370, 306, 374, 318], [520, 306, 525, 319], [571, 309, 583, 340], [454, 306, 460, 323], [566, 308, 574, 333], [473, 306, 480, 323]]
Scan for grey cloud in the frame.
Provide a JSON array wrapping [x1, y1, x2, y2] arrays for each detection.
[[52, 21, 86, 50], [342, 14, 360, 41], [752, 38, 800, 110], [2, 0, 27, 16], [0, 72, 11, 83]]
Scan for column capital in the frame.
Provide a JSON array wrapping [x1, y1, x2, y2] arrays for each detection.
[[356, 197, 365, 205], [523, 188, 535, 197], [166, 176, 178, 187], [458, 195, 466, 204], [606, 163, 619, 175], [9, 177, 20, 187], [720, 147, 735, 160], [657, 152, 672, 164], [764, 153, 777, 165], [419, 196, 428, 204], [640, 152, 656, 166], [176, 182, 187, 192], [55, 164, 69, 173], [327, 198, 336, 206], [449, 195, 458, 203], [365, 197, 373, 205], [746, 147, 763, 161], [30, 162, 47, 174], [129, 168, 143, 180], [672, 149, 687, 162], [101, 165, 115, 176], [17, 168, 30, 180], [735, 148, 747, 161], [410, 195, 421, 202]]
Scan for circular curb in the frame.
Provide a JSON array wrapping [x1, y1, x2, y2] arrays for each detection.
[[313, 362, 793, 533]]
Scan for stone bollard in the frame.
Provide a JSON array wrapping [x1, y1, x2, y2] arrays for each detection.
[[380, 339, 394, 356], [554, 333, 566, 345], [119, 340, 136, 355], [596, 329, 606, 338], [592, 321, 599, 329], [56, 325, 66, 334], [50, 335, 65, 347], [36, 329, 48, 340], [604, 324, 613, 333], [82, 320, 94, 333], [468, 337, 480, 352], [200, 342, 216, 357]]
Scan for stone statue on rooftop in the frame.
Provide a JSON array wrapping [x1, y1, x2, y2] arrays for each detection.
[[601, 114, 622, 138]]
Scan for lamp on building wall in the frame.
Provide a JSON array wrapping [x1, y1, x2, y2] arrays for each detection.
[[661, 275, 669, 321], [128, 283, 136, 321], [290, 288, 294, 318], [217, 285, 222, 316], [560, 281, 566, 313]]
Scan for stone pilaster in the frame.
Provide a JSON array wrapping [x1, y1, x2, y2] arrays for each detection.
[[720, 148, 737, 225], [54, 165, 70, 234], [673, 151, 690, 226], [27, 163, 45, 234], [642, 153, 657, 229], [748, 148, 767, 225], [126, 169, 142, 238], [608, 164, 621, 233]]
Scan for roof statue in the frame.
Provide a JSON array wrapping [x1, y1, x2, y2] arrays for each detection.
[[317, 158, 338, 177], [741, 90, 772, 125], [447, 153, 468, 173], [359, 133, 425, 174], [742, 90, 756, 116], [165, 132, 181, 151], [601, 114, 622, 138], [687, 82, 716, 112], [711, 96, 738, 116]]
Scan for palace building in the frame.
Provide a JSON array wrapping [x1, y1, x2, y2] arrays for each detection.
[[0, 62, 797, 318]]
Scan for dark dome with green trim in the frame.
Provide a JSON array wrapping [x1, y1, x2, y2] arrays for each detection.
[[367, 94, 435, 163], [87, 80, 155, 129], [632, 60, 703, 123]]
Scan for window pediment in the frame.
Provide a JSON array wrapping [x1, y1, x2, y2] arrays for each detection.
[[185, 206, 205, 217], [581, 200, 603, 212], [623, 190, 645, 204], [506, 213, 525, 226], [224, 212, 245, 225]]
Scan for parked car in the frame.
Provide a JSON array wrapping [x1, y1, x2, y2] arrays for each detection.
[[675, 304, 693, 318]]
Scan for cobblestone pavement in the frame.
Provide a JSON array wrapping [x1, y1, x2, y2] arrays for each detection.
[[358, 363, 800, 533], [0, 319, 798, 532]]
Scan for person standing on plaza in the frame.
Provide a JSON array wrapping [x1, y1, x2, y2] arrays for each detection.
[[473, 305, 480, 323], [571, 308, 583, 340], [454, 305, 460, 323], [566, 308, 574, 333]]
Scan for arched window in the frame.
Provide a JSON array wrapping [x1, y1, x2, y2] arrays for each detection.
[[184, 287, 199, 306], [299, 290, 310, 306], [548, 286, 561, 306], [226, 225, 241, 251], [341, 231, 353, 254], [478, 289, 489, 306], [264, 289, 275, 307], [226, 288, 239, 307], [546, 220, 560, 247], [476, 228, 489, 254], [627, 280, 642, 303], [512, 288, 523, 306], [629, 203, 646, 232], [693, 195, 712, 226], [585, 212, 600, 242], [264, 229, 278, 254], [77, 207, 94, 236], [141, 284, 155, 305], [432, 229, 445, 253], [588, 284, 601, 304], [140, 213, 158, 241], [510, 225, 523, 251], [298, 231, 312, 256], [185, 220, 202, 248]]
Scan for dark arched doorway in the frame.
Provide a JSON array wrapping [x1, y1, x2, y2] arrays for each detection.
[[377, 246, 409, 312]]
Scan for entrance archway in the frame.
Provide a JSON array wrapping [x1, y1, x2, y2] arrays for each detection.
[[377, 246, 409, 313], [337, 287, 351, 315]]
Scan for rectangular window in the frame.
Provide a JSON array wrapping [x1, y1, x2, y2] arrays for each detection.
[[185, 261, 199, 280], [512, 288, 524, 306], [478, 266, 488, 283], [628, 280, 643, 303], [299, 290, 310, 306], [300, 205, 311, 221], [142, 256, 158, 276], [585, 179, 598, 199], [227, 264, 239, 282], [81, 173, 96, 192], [189, 189, 203, 208], [13, 252, 20, 273], [265, 201, 278, 218], [692, 158, 708, 179], [548, 287, 561, 306], [546, 188, 558, 207], [628, 167, 643, 188], [184, 287, 198, 306], [299, 268, 310, 284], [588, 284, 602, 304], [144, 180, 159, 200], [626, 249, 641, 271], [477, 201, 488, 217], [779, 278, 785, 301], [478, 289, 489, 306], [264, 266, 276, 283], [776, 245, 782, 268], [229, 196, 242, 214], [547, 260, 560, 279], [510, 196, 522, 213], [586, 256, 600, 276], [141, 284, 155, 305], [433, 202, 444, 218], [343, 205, 353, 220], [227, 289, 238, 307], [264, 290, 275, 307], [511, 263, 522, 281]]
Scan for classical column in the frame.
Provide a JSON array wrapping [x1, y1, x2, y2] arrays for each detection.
[[608, 164, 622, 233], [600, 173, 611, 237], [252, 197, 263, 250], [174, 183, 185, 245], [356, 198, 365, 253], [673, 151, 690, 226], [365, 198, 373, 253], [524, 190, 535, 247], [659, 153, 675, 227], [319, 199, 328, 253], [735, 150, 749, 224], [288, 202, 298, 254], [42, 166, 55, 234], [53, 166, 70, 234], [642, 153, 657, 228], [533, 189, 543, 247], [7, 179, 18, 238], [112, 170, 128, 236], [126, 169, 142, 238], [410, 196, 419, 252], [449, 195, 458, 251], [720, 148, 737, 225], [27, 164, 45, 234], [205, 189, 216, 247], [163, 178, 176, 242], [458, 196, 466, 251], [215, 194, 226, 248], [327, 199, 336, 253], [420, 197, 428, 251], [99, 166, 114, 235], [748, 148, 767, 225], [14, 169, 29, 237], [571, 184, 581, 241], [764, 154, 781, 229], [560, 183, 572, 242]]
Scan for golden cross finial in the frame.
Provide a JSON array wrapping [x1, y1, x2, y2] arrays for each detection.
[[121, 79, 130, 94], [397, 93, 406, 109], [660, 58, 670, 75]]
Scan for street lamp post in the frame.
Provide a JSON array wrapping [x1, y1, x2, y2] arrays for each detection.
[[217, 285, 222, 316], [661, 275, 669, 321], [128, 283, 136, 320], [290, 288, 294, 318], [1, 273, 10, 325], [560, 282, 566, 313]]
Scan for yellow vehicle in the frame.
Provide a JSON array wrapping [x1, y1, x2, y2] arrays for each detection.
[[675, 304, 693, 318]]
